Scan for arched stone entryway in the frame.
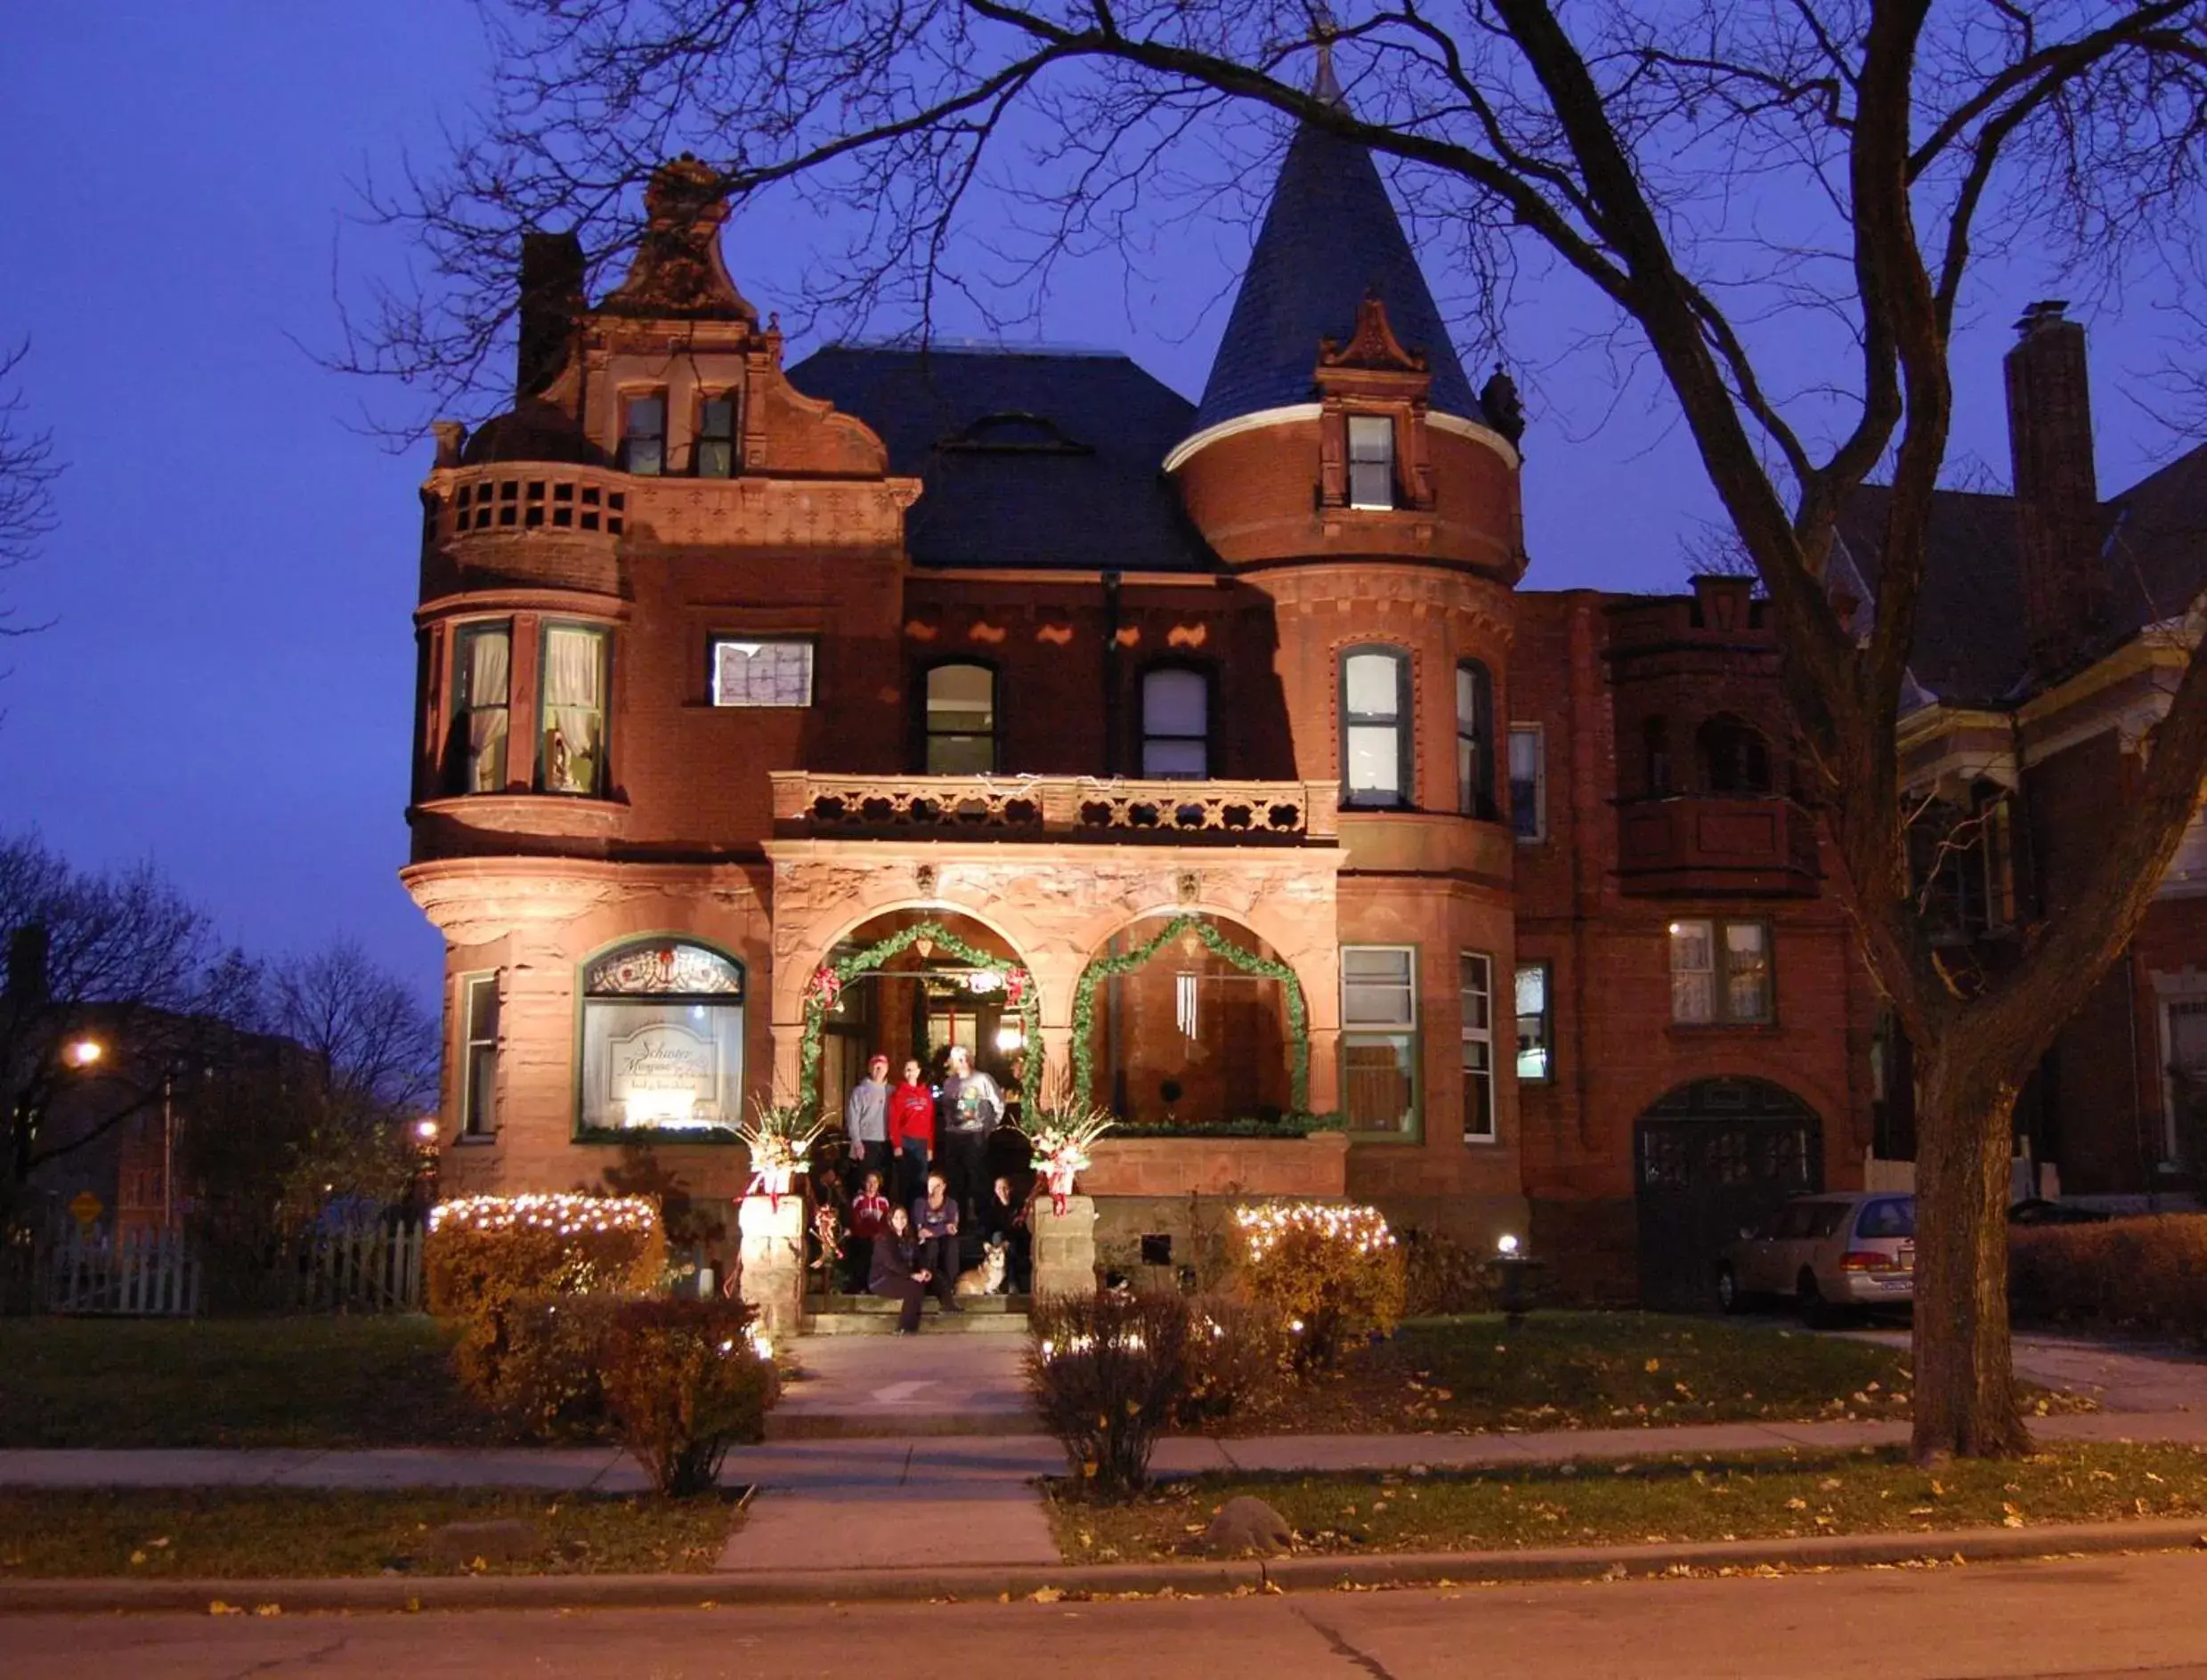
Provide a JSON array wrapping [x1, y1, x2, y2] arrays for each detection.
[[1633, 1076, 1822, 1311]]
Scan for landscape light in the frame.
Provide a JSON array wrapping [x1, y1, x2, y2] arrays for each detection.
[[1497, 1233, 1521, 1256]]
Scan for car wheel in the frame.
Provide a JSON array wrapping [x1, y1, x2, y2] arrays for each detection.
[[1796, 1269, 1830, 1328], [1716, 1265, 1744, 1314]]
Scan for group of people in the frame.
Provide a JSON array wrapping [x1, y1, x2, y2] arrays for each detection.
[[831, 1044, 1035, 1333]]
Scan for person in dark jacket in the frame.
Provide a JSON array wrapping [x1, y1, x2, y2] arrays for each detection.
[[978, 1174, 1033, 1294], [888, 1058, 937, 1206], [869, 1205, 933, 1335], [910, 1171, 962, 1313]]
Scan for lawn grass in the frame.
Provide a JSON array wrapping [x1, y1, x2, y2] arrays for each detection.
[[1051, 1442, 2207, 1563], [0, 1488, 738, 1578], [0, 1317, 493, 1449], [1218, 1312, 2081, 1435]]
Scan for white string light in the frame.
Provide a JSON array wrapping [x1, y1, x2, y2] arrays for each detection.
[[428, 1192, 661, 1239]]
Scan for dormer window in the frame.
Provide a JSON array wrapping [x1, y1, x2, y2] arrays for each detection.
[[1347, 415, 1396, 509], [695, 394, 736, 477], [621, 394, 667, 475]]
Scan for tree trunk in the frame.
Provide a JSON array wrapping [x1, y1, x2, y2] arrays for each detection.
[[1909, 1045, 2033, 1461]]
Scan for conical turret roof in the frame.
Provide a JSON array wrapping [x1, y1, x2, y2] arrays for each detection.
[[1192, 102, 1477, 433]]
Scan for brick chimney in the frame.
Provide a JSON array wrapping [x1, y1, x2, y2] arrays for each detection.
[[516, 231, 586, 398], [2005, 300, 2104, 676]]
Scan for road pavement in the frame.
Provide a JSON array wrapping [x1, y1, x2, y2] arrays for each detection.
[[9, 1547, 2207, 1677]]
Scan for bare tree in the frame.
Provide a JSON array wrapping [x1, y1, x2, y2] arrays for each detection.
[[0, 340, 61, 646], [354, 0, 2207, 1459], [268, 938, 440, 1117]]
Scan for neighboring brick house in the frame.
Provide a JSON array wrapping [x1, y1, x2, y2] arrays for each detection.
[[1834, 303, 2207, 1205], [403, 98, 2199, 1305]]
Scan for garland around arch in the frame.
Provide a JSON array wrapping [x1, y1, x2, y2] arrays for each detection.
[[797, 919, 1042, 1120], [1068, 913, 1310, 1112]]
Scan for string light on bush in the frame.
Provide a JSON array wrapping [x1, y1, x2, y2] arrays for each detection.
[[428, 1192, 661, 1239], [1230, 1201, 1397, 1262]]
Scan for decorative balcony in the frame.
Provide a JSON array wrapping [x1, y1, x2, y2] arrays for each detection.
[[431, 465, 631, 541], [1614, 795, 1819, 897], [769, 774, 1340, 844]]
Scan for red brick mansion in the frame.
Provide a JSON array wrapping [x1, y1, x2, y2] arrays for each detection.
[[405, 110, 2207, 1304]]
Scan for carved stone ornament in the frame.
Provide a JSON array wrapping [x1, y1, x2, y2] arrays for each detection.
[[1319, 292, 1428, 376], [600, 155, 759, 322], [1176, 870, 1203, 905], [915, 864, 938, 897]]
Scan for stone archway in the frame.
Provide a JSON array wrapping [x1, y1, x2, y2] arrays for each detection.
[[1632, 1076, 1822, 1311]]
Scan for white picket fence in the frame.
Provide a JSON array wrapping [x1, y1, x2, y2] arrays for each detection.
[[30, 1220, 425, 1317]]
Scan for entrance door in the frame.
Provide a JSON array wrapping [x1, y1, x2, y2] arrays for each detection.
[[1633, 1078, 1822, 1311]]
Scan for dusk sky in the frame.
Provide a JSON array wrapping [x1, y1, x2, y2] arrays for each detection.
[[1, 4, 2195, 1000]]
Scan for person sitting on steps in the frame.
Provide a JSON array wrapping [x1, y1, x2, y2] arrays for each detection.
[[978, 1173, 1033, 1294], [847, 1170, 890, 1294], [911, 1171, 962, 1314], [869, 1205, 933, 1335]]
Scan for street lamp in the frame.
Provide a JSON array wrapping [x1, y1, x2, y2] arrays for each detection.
[[61, 1038, 103, 1068], [413, 1116, 441, 1144]]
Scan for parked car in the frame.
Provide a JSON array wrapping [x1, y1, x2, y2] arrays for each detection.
[[1716, 1192, 1915, 1321], [2007, 1197, 2111, 1226]]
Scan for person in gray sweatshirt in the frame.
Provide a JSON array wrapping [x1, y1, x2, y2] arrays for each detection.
[[843, 1051, 892, 1193]]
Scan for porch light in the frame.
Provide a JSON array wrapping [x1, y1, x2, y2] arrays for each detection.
[[967, 970, 1002, 994], [994, 1025, 1025, 1052]]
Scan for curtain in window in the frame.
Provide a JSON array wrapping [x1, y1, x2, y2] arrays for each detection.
[[463, 629, 510, 791], [542, 626, 605, 794], [1725, 923, 1770, 1019], [1669, 921, 1715, 1022]]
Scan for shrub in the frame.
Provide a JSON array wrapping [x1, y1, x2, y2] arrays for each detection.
[[1027, 1291, 1194, 1500], [600, 1297, 780, 1497], [1229, 1201, 1407, 1371], [1174, 1295, 1287, 1428], [1400, 1228, 1499, 1318], [2010, 1214, 2207, 1346], [487, 1293, 628, 1441], [425, 1194, 665, 1413]]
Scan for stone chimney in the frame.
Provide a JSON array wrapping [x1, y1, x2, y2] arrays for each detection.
[[2005, 300, 2104, 675], [5, 922, 49, 1004], [515, 231, 586, 398]]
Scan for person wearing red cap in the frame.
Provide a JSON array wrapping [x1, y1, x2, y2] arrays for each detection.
[[844, 1051, 893, 1196]]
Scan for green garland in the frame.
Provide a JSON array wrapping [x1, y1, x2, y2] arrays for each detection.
[[1068, 913, 1311, 1111], [797, 919, 1043, 1120]]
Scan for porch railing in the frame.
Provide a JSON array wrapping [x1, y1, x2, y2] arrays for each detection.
[[769, 773, 1341, 842]]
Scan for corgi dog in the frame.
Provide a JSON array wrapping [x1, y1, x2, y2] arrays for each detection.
[[956, 1237, 1009, 1296]]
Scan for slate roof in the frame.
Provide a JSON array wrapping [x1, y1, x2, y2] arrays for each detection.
[[1192, 117, 1479, 434], [787, 345, 1219, 572]]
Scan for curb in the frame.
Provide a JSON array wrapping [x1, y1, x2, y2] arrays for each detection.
[[3, 1519, 2203, 1615]]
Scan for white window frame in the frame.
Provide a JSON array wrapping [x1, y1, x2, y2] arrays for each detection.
[[1667, 919, 1775, 1026], [1508, 723, 1546, 842], [1341, 945, 1419, 1139], [1513, 961, 1552, 1083], [458, 971, 499, 1139], [1347, 414, 1396, 510], [1460, 951, 1496, 1143], [710, 637, 815, 708]]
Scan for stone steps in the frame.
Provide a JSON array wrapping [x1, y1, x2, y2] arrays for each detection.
[[805, 1292, 1032, 1336]]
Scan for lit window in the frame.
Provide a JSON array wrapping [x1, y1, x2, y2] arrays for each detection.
[[621, 393, 667, 475], [1456, 661, 1495, 818], [923, 663, 997, 774], [1461, 952, 1495, 1142], [1141, 667, 1210, 778], [1514, 962, 1552, 1081], [696, 394, 737, 477], [540, 622, 609, 796], [1668, 920, 1773, 1025], [1508, 725, 1545, 840], [1347, 415, 1396, 510], [579, 940, 745, 1138], [710, 638, 814, 707], [1343, 647, 1410, 808], [1342, 946, 1417, 1136], [460, 973, 499, 1138], [449, 621, 510, 794]]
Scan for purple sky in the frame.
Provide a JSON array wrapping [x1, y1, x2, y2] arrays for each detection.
[[0, 6, 2195, 999]]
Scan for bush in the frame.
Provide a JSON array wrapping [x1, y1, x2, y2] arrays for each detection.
[[600, 1297, 780, 1497], [425, 1195, 666, 1415], [1174, 1296, 1287, 1428], [1401, 1228, 1499, 1318], [1229, 1201, 1407, 1371], [1027, 1291, 1194, 1500], [486, 1294, 628, 1441], [2010, 1214, 2207, 1346]]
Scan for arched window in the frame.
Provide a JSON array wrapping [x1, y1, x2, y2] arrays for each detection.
[[1341, 645, 1412, 808], [1697, 714, 1771, 794], [1456, 660, 1495, 818], [577, 939, 745, 1138], [1140, 666, 1211, 778], [1644, 716, 1673, 796], [921, 662, 998, 774]]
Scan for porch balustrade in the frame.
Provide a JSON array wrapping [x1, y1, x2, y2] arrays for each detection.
[[769, 773, 1341, 843]]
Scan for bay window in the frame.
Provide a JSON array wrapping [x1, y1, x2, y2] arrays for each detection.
[[449, 621, 511, 793], [1342, 646, 1411, 808], [1456, 660, 1495, 818], [540, 622, 609, 796], [459, 973, 499, 1138], [1342, 945, 1418, 1136], [578, 939, 745, 1138], [1461, 952, 1496, 1142]]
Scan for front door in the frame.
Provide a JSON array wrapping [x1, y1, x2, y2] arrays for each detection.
[[1634, 1078, 1822, 1311]]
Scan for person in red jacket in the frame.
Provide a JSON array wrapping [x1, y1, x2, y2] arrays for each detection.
[[847, 1170, 891, 1293], [887, 1057, 937, 1207]]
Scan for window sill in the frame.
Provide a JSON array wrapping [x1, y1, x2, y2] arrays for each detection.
[[413, 792, 629, 838], [453, 1132, 498, 1148], [573, 1126, 744, 1147]]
